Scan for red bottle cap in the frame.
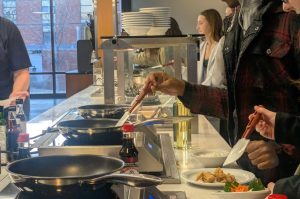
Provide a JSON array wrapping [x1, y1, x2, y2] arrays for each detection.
[[122, 123, 134, 132], [17, 133, 29, 143], [268, 194, 288, 199]]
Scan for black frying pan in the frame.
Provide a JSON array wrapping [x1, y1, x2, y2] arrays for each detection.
[[7, 155, 162, 195], [57, 119, 122, 145], [77, 104, 130, 119]]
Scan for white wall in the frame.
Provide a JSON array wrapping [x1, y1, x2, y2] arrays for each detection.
[[131, 0, 227, 34]]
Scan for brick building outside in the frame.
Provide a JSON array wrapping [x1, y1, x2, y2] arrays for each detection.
[[0, 0, 93, 94]]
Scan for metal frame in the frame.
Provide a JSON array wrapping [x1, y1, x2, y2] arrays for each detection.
[[100, 36, 199, 104]]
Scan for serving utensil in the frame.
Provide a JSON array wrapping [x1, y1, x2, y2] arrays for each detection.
[[115, 82, 152, 127], [139, 116, 194, 126], [223, 111, 261, 166]]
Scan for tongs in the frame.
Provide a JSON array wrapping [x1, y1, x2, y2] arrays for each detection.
[[115, 82, 152, 127], [223, 110, 261, 166]]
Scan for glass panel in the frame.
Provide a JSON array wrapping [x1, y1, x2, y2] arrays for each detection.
[[3, 0, 16, 6], [2, 0, 16, 22], [81, 6, 92, 13], [42, 6, 50, 13], [42, 0, 49, 7], [0, 0, 94, 95], [54, 0, 93, 73], [81, 0, 92, 6], [30, 75, 53, 94], [56, 74, 66, 93]]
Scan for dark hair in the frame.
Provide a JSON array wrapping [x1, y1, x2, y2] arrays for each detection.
[[165, 17, 182, 36], [200, 9, 223, 41]]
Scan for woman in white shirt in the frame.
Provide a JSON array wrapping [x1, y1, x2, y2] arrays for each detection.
[[196, 9, 225, 87]]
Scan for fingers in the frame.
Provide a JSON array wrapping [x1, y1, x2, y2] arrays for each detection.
[[9, 91, 29, 101], [254, 106, 276, 125], [267, 182, 275, 193], [145, 72, 185, 96], [145, 72, 166, 90], [249, 153, 274, 167], [252, 105, 276, 139], [256, 159, 278, 170], [247, 141, 279, 170], [246, 140, 265, 153]]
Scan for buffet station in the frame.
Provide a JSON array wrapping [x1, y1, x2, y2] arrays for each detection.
[[0, 35, 271, 199]]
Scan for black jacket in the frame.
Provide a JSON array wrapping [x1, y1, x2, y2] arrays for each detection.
[[274, 175, 300, 199]]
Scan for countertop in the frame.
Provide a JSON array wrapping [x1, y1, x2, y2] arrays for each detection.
[[0, 85, 235, 199]]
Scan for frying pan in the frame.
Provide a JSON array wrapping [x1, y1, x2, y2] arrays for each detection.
[[7, 155, 162, 195], [77, 104, 130, 119], [57, 119, 122, 145]]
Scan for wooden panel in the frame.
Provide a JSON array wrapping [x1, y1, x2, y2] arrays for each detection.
[[66, 74, 93, 97], [97, 0, 114, 57]]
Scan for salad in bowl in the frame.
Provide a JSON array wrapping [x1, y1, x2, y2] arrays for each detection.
[[212, 179, 271, 199]]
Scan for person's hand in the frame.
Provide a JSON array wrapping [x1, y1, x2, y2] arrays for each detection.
[[267, 182, 275, 193], [246, 140, 279, 170], [144, 72, 185, 96], [250, 105, 276, 140], [9, 91, 29, 105]]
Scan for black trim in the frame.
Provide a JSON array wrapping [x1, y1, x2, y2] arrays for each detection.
[[50, 0, 57, 95], [30, 72, 65, 75], [30, 94, 66, 99], [100, 34, 204, 39]]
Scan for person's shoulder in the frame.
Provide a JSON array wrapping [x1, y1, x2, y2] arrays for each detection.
[[0, 17, 19, 32]]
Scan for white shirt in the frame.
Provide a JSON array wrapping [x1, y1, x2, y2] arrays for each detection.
[[198, 37, 226, 88]]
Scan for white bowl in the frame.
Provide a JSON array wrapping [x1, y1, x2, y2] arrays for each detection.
[[212, 189, 271, 199], [147, 27, 169, 36], [123, 26, 151, 36], [191, 150, 229, 167]]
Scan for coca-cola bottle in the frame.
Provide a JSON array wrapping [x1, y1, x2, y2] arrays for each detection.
[[119, 123, 139, 173]]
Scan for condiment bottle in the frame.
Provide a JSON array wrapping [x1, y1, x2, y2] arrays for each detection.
[[119, 123, 139, 174], [6, 106, 21, 162], [173, 98, 192, 149], [268, 194, 288, 199], [15, 98, 26, 134], [17, 133, 30, 160], [0, 106, 7, 164]]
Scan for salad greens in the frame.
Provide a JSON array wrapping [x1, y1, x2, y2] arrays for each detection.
[[224, 178, 265, 192]]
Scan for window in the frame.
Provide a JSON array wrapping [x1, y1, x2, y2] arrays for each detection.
[[0, 0, 94, 97], [80, 0, 93, 23], [2, 0, 16, 22]]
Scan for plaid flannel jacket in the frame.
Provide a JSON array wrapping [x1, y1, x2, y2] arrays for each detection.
[[179, 1, 300, 184]]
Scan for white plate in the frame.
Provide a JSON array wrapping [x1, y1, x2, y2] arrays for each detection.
[[181, 168, 255, 187], [212, 189, 271, 199]]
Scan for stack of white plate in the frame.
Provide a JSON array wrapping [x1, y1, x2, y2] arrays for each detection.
[[139, 7, 171, 35], [121, 12, 153, 36]]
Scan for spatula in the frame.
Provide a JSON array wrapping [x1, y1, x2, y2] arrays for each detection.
[[223, 111, 262, 166], [139, 116, 194, 126], [115, 82, 152, 127]]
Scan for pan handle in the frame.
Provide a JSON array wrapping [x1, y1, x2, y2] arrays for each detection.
[[83, 173, 163, 188]]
